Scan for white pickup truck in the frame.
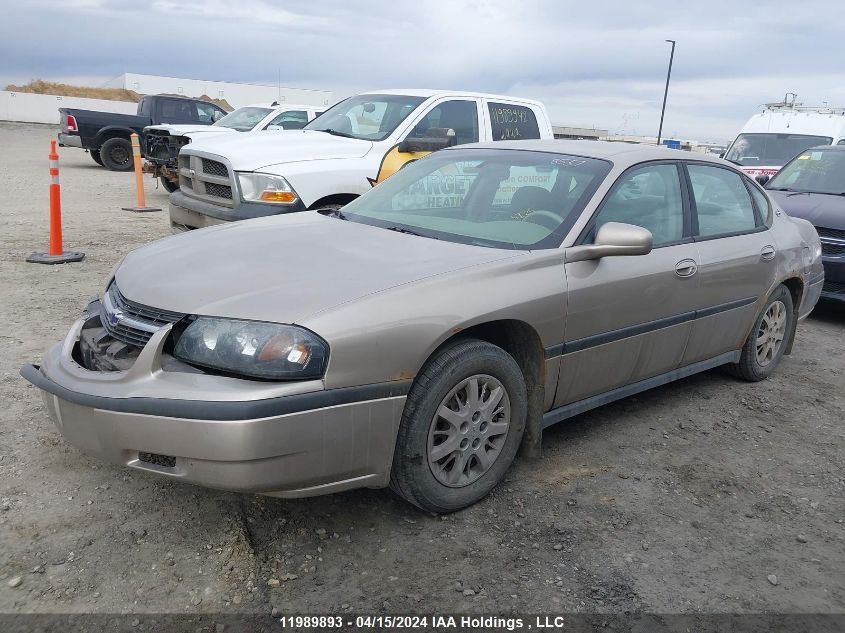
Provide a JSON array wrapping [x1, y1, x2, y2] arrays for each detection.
[[144, 102, 324, 191], [169, 89, 553, 231]]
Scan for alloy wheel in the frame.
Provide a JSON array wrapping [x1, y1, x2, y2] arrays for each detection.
[[756, 300, 787, 367]]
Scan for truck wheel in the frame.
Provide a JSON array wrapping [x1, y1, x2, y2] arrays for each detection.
[[390, 338, 527, 513], [160, 177, 178, 193], [90, 150, 104, 167], [100, 137, 133, 171]]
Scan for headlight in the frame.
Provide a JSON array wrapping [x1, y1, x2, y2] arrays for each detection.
[[173, 318, 328, 380], [237, 172, 298, 204]]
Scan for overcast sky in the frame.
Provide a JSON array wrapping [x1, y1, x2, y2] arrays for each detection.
[[2, 0, 844, 142]]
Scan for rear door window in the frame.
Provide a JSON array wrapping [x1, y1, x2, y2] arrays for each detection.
[[488, 103, 541, 141], [159, 99, 197, 123]]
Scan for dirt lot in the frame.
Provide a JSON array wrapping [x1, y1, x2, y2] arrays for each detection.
[[0, 122, 843, 624]]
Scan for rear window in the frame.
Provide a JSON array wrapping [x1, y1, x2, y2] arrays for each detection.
[[488, 103, 541, 141]]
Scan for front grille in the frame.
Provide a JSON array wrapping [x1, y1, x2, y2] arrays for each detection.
[[821, 242, 845, 256], [178, 153, 235, 206], [817, 227, 845, 241], [205, 182, 232, 199], [101, 283, 185, 348], [823, 280, 845, 294], [202, 158, 228, 177]]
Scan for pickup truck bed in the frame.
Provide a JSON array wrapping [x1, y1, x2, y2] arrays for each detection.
[[58, 94, 227, 171]]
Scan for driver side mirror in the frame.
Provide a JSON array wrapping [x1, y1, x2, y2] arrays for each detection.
[[755, 174, 770, 186], [398, 127, 456, 153], [565, 222, 653, 263], [266, 124, 283, 131]]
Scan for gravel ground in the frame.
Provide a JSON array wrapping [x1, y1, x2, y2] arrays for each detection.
[[0, 122, 843, 623]]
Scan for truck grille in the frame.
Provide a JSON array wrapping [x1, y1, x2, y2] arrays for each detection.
[[101, 282, 185, 348], [202, 158, 228, 177], [178, 153, 236, 207]]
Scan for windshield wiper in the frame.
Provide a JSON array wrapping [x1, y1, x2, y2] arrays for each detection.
[[318, 128, 356, 138], [384, 226, 437, 239], [768, 187, 795, 192]]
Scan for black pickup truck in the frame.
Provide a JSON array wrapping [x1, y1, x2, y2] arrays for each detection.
[[58, 94, 228, 171]]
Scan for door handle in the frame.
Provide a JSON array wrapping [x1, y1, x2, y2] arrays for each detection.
[[761, 245, 776, 261], [675, 258, 698, 278]]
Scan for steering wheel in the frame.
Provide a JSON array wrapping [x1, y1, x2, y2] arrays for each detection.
[[521, 209, 564, 230]]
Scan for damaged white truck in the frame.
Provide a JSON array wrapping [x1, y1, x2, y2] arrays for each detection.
[[168, 89, 553, 231], [144, 103, 324, 192]]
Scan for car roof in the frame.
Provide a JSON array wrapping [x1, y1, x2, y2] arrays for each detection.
[[364, 88, 544, 106], [444, 139, 730, 167]]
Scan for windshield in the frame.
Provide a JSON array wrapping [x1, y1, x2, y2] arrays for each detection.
[[339, 149, 611, 249], [767, 149, 845, 195], [304, 94, 425, 141], [725, 133, 832, 166], [213, 107, 272, 131]]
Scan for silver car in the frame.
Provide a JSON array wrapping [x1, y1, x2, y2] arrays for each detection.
[[22, 141, 824, 513]]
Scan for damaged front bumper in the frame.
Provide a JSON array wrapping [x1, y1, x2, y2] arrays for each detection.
[[20, 309, 407, 497]]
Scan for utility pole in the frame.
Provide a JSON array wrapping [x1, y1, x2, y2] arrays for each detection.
[[657, 39, 676, 146]]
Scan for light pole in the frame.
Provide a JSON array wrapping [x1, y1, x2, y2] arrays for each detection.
[[657, 39, 676, 146]]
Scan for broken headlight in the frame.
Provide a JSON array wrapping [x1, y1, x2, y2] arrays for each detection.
[[173, 318, 328, 380]]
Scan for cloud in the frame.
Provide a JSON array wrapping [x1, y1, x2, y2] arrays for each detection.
[[2, 0, 844, 141]]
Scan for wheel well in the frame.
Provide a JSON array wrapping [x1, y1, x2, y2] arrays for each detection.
[[96, 130, 132, 147], [308, 193, 359, 210], [435, 320, 546, 458], [780, 277, 804, 355]]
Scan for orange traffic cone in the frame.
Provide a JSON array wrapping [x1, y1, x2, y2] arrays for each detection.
[[122, 133, 162, 212], [27, 141, 84, 264]]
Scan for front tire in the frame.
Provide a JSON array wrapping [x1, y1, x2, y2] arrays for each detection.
[[728, 285, 794, 381], [160, 176, 178, 193], [390, 338, 527, 513], [99, 137, 133, 171]]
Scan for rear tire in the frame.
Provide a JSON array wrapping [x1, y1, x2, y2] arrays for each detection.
[[160, 176, 178, 193], [728, 285, 794, 382], [99, 137, 133, 171], [89, 150, 104, 166], [390, 338, 526, 513]]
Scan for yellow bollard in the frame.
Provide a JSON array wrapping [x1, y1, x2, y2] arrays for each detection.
[[122, 132, 162, 213]]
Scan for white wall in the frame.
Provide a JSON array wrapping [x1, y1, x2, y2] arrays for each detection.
[[111, 73, 333, 109], [0, 91, 138, 125]]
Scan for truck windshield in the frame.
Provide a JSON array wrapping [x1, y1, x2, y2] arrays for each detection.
[[767, 149, 845, 195], [213, 107, 273, 132], [725, 133, 832, 167], [305, 94, 425, 141], [339, 149, 611, 250]]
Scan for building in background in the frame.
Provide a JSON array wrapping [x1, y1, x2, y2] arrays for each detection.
[[552, 125, 608, 140], [103, 73, 333, 109]]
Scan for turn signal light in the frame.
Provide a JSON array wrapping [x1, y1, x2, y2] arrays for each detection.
[[259, 190, 297, 203]]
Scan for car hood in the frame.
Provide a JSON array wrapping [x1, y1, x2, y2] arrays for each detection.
[[184, 130, 374, 171], [115, 213, 519, 324], [145, 124, 235, 136], [768, 190, 845, 229]]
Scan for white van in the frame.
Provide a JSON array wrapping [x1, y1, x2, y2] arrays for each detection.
[[169, 89, 553, 231], [724, 100, 845, 179]]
